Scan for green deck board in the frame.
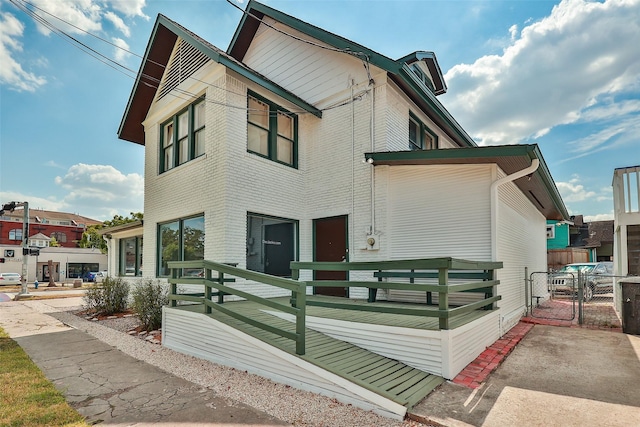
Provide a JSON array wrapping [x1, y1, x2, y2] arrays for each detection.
[[167, 294, 496, 408]]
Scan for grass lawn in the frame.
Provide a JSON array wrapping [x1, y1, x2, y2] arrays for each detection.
[[0, 327, 89, 427]]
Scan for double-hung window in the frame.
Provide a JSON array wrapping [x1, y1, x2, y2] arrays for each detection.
[[247, 92, 297, 167], [161, 98, 206, 173], [157, 215, 204, 277], [409, 113, 438, 151]]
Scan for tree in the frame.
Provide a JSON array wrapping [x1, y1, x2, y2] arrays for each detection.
[[79, 212, 143, 253]]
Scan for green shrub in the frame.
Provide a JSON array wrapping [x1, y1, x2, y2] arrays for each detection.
[[131, 279, 169, 331], [83, 277, 130, 315]]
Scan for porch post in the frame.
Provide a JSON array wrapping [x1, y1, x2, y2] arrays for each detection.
[[438, 267, 449, 329]]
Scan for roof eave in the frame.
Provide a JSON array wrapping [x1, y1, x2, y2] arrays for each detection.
[[365, 144, 570, 221]]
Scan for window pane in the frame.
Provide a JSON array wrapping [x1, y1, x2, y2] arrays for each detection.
[[248, 124, 269, 156], [248, 97, 269, 128], [247, 214, 296, 277], [194, 101, 205, 129], [277, 112, 293, 139], [195, 129, 205, 157], [164, 145, 174, 170], [409, 118, 420, 150], [122, 237, 137, 276], [277, 136, 293, 165], [164, 122, 174, 148], [159, 221, 180, 276], [137, 238, 143, 276], [178, 137, 189, 165], [423, 131, 435, 150], [183, 216, 205, 277], [178, 111, 189, 139]]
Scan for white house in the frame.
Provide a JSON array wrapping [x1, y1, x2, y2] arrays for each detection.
[[115, 0, 569, 418]]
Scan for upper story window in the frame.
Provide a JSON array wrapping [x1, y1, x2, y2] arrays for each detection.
[[409, 113, 438, 151], [9, 229, 22, 241], [50, 232, 67, 243], [247, 92, 297, 167], [160, 98, 206, 173]]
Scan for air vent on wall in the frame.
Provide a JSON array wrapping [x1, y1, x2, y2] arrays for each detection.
[[158, 39, 209, 100]]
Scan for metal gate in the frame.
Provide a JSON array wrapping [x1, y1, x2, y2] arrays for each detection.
[[526, 269, 622, 327], [528, 271, 576, 321]]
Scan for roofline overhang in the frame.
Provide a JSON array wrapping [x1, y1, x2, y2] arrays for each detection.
[[365, 144, 570, 221], [396, 51, 447, 95], [98, 220, 144, 235], [118, 14, 321, 145]]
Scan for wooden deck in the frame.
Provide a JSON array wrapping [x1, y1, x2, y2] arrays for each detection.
[[169, 296, 500, 409]]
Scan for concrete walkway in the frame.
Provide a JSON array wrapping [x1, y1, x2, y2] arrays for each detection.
[[410, 325, 640, 426], [0, 298, 288, 426]]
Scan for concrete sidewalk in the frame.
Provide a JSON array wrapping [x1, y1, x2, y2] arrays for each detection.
[[410, 326, 640, 426], [0, 299, 288, 426]]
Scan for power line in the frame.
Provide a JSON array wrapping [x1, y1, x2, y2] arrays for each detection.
[[9, 0, 369, 116]]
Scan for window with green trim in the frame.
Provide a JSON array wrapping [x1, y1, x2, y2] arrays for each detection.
[[160, 98, 206, 173], [247, 92, 297, 167], [157, 215, 204, 277], [120, 236, 143, 276], [409, 113, 438, 151]]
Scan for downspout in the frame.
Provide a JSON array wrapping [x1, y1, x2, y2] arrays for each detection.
[[490, 158, 540, 260]]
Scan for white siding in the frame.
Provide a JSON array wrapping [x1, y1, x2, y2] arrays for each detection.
[[244, 18, 375, 106], [386, 164, 493, 260], [496, 179, 547, 331]]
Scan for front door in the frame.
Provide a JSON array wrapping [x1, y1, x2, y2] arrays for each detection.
[[313, 215, 348, 297]]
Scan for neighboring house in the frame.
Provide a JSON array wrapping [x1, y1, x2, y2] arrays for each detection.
[[0, 208, 106, 282], [101, 220, 144, 280], [0, 208, 100, 248], [116, 0, 569, 417], [613, 165, 640, 278]]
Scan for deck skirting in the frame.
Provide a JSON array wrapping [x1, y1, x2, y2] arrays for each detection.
[[162, 307, 408, 419], [266, 309, 501, 379]]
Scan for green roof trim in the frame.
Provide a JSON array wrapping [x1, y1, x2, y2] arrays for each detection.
[[228, 1, 476, 148], [365, 144, 569, 221]]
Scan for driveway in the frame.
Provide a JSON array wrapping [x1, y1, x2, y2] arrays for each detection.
[[410, 326, 640, 426]]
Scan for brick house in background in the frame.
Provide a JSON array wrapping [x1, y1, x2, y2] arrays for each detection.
[[0, 208, 106, 282]]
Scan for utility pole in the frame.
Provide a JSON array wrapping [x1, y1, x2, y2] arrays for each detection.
[[0, 201, 29, 295]]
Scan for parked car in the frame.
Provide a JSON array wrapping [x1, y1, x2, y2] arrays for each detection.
[[0, 272, 22, 285], [82, 271, 98, 282], [548, 262, 614, 301], [95, 271, 108, 283]]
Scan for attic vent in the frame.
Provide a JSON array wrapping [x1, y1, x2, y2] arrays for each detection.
[[158, 39, 209, 100]]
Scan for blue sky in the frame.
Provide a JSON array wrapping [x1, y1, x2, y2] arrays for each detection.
[[0, 0, 637, 221]]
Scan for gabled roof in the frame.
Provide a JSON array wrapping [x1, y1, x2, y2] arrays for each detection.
[[227, 0, 476, 148], [365, 144, 569, 221], [118, 14, 322, 145]]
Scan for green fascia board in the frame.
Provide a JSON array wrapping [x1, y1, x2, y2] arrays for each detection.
[[365, 144, 570, 220], [396, 51, 447, 95], [157, 15, 321, 118], [229, 1, 398, 71]]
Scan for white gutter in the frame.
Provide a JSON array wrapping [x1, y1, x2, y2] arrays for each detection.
[[490, 158, 540, 261]]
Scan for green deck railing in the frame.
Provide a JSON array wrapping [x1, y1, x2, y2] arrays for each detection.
[[167, 260, 307, 355], [167, 257, 502, 354], [291, 257, 503, 330]]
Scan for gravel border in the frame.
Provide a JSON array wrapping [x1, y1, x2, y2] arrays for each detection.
[[28, 300, 430, 427]]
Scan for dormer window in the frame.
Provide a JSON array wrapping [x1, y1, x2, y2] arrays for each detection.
[[410, 63, 435, 92], [409, 113, 438, 151]]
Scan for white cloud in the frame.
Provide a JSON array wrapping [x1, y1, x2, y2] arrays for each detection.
[[104, 11, 130, 37], [107, 0, 149, 19], [30, 0, 103, 37], [0, 191, 66, 212], [0, 12, 46, 92], [556, 177, 597, 202], [583, 213, 614, 221], [112, 37, 130, 62], [53, 163, 143, 220], [442, 0, 640, 146]]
